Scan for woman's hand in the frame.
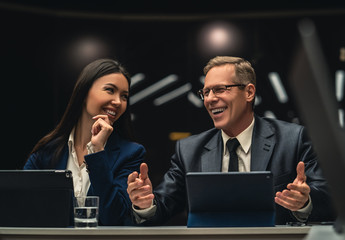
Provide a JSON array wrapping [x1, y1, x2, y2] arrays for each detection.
[[91, 115, 113, 152]]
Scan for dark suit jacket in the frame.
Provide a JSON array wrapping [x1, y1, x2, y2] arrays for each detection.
[[148, 115, 336, 225], [24, 132, 145, 226]]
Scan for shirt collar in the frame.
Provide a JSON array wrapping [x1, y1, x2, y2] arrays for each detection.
[[68, 128, 75, 153], [221, 117, 255, 155]]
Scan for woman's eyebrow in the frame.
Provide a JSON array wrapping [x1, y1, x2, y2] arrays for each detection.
[[105, 83, 117, 88], [105, 83, 129, 93]]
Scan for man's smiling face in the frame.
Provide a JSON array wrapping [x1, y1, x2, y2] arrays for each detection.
[[203, 64, 254, 137]]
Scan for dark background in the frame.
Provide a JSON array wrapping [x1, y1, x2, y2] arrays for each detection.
[[1, 1, 345, 189]]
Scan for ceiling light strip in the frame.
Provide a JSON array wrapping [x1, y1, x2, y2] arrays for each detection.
[[130, 74, 178, 105], [153, 83, 192, 106]]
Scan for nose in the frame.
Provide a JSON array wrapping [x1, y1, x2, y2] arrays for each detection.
[[111, 94, 121, 106], [205, 91, 219, 108]]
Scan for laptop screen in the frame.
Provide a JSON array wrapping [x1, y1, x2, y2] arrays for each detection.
[[185, 171, 275, 227], [0, 170, 74, 227]]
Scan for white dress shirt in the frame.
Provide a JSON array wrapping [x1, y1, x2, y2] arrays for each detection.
[[221, 118, 254, 172], [66, 128, 93, 197]]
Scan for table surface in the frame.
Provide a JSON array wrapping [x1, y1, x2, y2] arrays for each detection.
[[0, 225, 312, 240], [0, 225, 311, 234]]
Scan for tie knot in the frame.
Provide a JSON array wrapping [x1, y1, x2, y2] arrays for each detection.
[[226, 138, 240, 153]]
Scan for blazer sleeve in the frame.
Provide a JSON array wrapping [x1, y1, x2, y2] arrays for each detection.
[[84, 143, 145, 226], [23, 143, 69, 170], [24, 153, 40, 169], [142, 140, 187, 225], [24, 146, 65, 169]]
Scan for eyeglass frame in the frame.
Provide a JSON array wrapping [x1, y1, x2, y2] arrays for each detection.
[[197, 84, 247, 100]]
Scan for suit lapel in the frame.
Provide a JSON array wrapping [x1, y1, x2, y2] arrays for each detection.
[[201, 130, 223, 172], [251, 116, 276, 171]]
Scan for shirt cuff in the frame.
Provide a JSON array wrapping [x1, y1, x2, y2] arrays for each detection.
[[292, 195, 313, 222], [132, 202, 157, 224], [296, 195, 312, 213], [86, 142, 95, 154], [86, 141, 107, 154]]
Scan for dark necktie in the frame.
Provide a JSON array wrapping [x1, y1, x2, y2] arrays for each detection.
[[226, 138, 240, 172]]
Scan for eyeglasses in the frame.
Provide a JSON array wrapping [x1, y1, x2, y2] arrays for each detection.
[[197, 84, 246, 100]]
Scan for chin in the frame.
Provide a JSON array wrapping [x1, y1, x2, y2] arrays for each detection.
[[212, 120, 226, 130], [213, 118, 234, 132]]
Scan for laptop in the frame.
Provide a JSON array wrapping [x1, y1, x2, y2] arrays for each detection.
[[0, 170, 74, 227], [185, 171, 275, 227]]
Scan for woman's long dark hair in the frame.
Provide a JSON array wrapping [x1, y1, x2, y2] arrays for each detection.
[[29, 58, 134, 167]]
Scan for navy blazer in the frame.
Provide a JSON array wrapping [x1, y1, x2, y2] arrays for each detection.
[[24, 132, 145, 226], [148, 115, 336, 225]]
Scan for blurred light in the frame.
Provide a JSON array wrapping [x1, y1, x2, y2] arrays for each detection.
[[79, 40, 99, 58], [153, 83, 192, 106], [339, 109, 344, 128], [335, 70, 344, 102], [264, 111, 277, 119], [131, 73, 146, 88], [199, 76, 205, 85], [198, 21, 243, 56], [298, 18, 315, 37], [187, 92, 204, 108], [340, 47, 345, 62], [130, 74, 178, 105], [169, 132, 192, 141], [69, 36, 108, 68], [268, 72, 289, 103], [209, 27, 229, 49], [254, 95, 262, 106], [130, 113, 136, 122]]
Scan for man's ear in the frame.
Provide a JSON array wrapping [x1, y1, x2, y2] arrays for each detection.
[[246, 83, 256, 103]]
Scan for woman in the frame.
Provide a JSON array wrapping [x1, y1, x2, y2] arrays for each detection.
[[24, 58, 145, 226]]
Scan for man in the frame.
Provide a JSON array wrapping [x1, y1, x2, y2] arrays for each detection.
[[127, 56, 336, 225]]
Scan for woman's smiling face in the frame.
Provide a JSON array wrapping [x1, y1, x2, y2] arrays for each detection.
[[84, 73, 129, 125]]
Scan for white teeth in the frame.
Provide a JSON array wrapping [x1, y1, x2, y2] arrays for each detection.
[[211, 108, 226, 114], [106, 110, 116, 116]]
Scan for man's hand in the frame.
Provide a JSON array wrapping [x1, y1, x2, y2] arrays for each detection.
[[275, 161, 311, 211], [127, 163, 155, 209]]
